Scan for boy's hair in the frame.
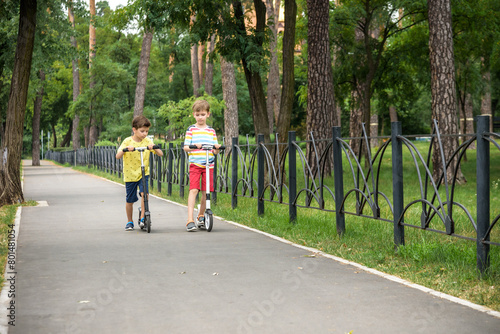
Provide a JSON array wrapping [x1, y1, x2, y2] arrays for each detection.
[[192, 100, 210, 113], [132, 115, 151, 129]]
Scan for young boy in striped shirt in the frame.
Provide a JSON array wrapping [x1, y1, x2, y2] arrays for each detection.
[[183, 100, 221, 231]]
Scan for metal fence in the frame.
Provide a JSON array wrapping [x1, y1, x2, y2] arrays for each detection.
[[46, 116, 499, 273]]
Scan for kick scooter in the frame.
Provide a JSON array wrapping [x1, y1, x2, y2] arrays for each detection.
[[189, 144, 224, 232], [122, 145, 160, 233]]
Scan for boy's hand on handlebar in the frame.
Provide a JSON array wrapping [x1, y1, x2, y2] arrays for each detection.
[[122, 145, 135, 152]]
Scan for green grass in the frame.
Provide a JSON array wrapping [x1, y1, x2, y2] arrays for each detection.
[[54, 142, 500, 312]]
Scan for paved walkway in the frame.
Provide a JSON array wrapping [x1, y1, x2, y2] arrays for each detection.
[[1, 160, 499, 334]]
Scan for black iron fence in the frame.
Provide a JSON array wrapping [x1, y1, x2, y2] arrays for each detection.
[[46, 116, 499, 273]]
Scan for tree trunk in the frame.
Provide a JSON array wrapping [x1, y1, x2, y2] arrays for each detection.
[[389, 105, 398, 122], [221, 58, 239, 153], [266, 0, 281, 134], [0, 47, 5, 146], [349, 25, 365, 158], [89, 0, 97, 146], [61, 121, 73, 147], [0, 0, 37, 206], [306, 0, 336, 174], [233, 0, 270, 143], [191, 42, 201, 97], [370, 114, 378, 148], [134, 29, 154, 117], [276, 0, 296, 143], [428, 0, 465, 183], [480, 68, 492, 133], [32, 69, 45, 166], [204, 35, 216, 96], [84, 126, 89, 148], [69, 0, 80, 150], [198, 42, 205, 88], [51, 123, 57, 148], [464, 93, 475, 148]]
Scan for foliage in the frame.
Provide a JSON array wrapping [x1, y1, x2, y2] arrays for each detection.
[[158, 94, 225, 140], [95, 139, 118, 147]]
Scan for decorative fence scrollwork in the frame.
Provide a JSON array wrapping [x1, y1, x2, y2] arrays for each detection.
[[46, 116, 498, 273]]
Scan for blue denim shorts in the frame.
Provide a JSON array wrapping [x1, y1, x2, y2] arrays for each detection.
[[125, 176, 149, 203]]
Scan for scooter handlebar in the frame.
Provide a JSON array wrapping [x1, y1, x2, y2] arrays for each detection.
[[188, 145, 225, 150], [122, 145, 160, 152]]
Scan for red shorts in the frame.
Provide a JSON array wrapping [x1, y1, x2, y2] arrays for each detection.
[[189, 164, 214, 192]]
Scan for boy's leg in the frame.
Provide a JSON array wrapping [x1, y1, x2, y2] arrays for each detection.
[[187, 188, 199, 222], [126, 202, 133, 222], [137, 176, 149, 221], [199, 191, 207, 216], [139, 193, 146, 219]]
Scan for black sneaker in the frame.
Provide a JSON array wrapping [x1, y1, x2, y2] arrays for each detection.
[[186, 222, 197, 232]]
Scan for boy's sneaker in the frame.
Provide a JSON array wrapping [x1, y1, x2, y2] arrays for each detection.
[[125, 222, 134, 231], [186, 222, 197, 232], [197, 216, 205, 229], [139, 218, 145, 229]]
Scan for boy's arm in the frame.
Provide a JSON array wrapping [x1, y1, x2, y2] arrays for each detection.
[[213, 132, 220, 154], [154, 147, 163, 157], [116, 142, 126, 159]]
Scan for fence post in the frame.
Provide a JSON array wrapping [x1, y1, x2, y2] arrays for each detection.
[[476, 115, 490, 274], [180, 148, 185, 198], [288, 131, 297, 224], [157, 144, 163, 193], [167, 143, 173, 196], [149, 150, 154, 191], [332, 127, 345, 236], [257, 134, 265, 216], [391, 121, 405, 247], [213, 150, 218, 206], [232, 137, 238, 209]]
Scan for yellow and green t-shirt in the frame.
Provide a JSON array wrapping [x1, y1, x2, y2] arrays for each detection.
[[117, 136, 156, 182]]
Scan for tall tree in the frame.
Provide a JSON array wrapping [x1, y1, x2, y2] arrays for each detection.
[[190, 40, 201, 97], [88, 0, 97, 146], [204, 35, 216, 96], [69, 0, 80, 149], [134, 28, 154, 116], [0, 0, 37, 206], [221, 57, 239, 151], [233, 0, 271, 143], [276, 0, 297, 143], [306, 0, 336, 172], [266, 0, 281, 134], [31, 70, 45, 166], [480, 59, 493, 133], [428, 0, 464, 183]]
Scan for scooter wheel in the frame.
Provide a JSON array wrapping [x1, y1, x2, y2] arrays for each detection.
[[145, 215, 151, 233], [138, 208, 144, 229], [205, 212, 213, 232]]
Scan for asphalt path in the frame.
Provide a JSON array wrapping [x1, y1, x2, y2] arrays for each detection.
[[1, 160, 499, 333]]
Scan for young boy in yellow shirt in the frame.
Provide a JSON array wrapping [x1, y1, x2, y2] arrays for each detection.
[[116, 115, 163, 231]]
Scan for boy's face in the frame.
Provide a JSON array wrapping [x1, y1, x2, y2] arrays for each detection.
[[132, 126, 150, 141], [193, 109, 209, 127]]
